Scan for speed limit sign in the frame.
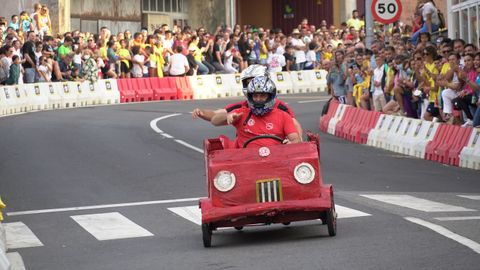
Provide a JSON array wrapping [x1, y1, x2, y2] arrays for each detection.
[[371, 0, 403, 24]]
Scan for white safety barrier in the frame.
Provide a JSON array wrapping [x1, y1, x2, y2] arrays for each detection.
[[203, 74, 231, 98], [42, 82, 62, 109], [367, 114, 394, 147], [291, 71, 311, 93], [373, 116, 403, 149], [189, 75, 213, 99], [68, 81, 89, 107], [270, 72, 294, 94], [2, 85, 29, 115], [55, 82, 78, 108], [97, 79, 120, 105], [391, 118, 423, 154], [459, 128, 480, 170], [327, 104, 349, 135], [220, 73, 243, 97], [304, 70, 328, 92], [383, 117, 409, 151], [28, 84, 50, 111], [409, 121, 440, 158]]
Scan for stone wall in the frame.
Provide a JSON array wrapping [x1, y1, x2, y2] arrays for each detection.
[[185, 0, 227, 32]]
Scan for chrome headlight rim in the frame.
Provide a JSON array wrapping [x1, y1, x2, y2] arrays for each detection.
[[213, 170, 236, 192], [294, 162, 316, 184]]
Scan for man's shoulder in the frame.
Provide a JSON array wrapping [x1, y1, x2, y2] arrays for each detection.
[[225, 101, 247, 112]]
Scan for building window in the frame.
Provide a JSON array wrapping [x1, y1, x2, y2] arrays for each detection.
[[143, 0, 185, 13]]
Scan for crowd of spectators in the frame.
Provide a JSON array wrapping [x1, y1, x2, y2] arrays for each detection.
[[0, 0, 478, 127]]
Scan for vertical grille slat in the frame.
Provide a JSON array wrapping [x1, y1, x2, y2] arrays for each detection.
[[256, 179, 282, 203]]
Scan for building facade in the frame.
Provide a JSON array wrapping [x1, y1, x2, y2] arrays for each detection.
[[448, 0, 480, 47]]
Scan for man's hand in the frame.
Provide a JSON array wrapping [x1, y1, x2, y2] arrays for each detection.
[[192, 108, 204, 119], [227, 112, 243, 125]]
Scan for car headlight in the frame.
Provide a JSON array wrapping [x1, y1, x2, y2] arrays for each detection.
[[294, 163, 315, 184], [213, 171, 236, 192]]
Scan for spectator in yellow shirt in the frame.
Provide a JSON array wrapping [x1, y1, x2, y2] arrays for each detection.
[[346, 10, 364, 31]]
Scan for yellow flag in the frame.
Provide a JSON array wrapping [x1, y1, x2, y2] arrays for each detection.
[[0, 197, 5, 221]]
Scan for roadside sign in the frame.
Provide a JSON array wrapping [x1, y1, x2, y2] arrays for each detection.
[[371, 0, 402, 24]]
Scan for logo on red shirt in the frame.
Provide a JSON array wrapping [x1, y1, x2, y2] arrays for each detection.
[[247, 119, 255, 126], [266, 123, 274, 130]]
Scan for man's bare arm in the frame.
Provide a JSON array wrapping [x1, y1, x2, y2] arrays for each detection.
[[286, 132, 301, 143]]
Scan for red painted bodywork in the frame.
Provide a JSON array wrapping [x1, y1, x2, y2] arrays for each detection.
[[199, 134, 333, 229]]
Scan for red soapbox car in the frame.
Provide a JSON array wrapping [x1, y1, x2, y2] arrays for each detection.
[[199, 133, 336, 247]]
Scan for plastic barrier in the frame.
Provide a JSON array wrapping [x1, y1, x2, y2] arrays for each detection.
[[270, 72, 295, 94], [327, 104, 348, 135], [319, 99, 339, 132], [189, 75, 214, 99], [172, 76, 194, 100], [133, 78, 154, 101], [375, 116, 403, 149], [342, 107, 363, 140], [460, 128, 480, 169], [202, 74, 230, 98], [54, 82, 78, 108], [116, 79, 137, 103], [425, 124, 453, 161], [334, 106, 356, 138], [350, 110, 380, 144], [2, 85, 28, 114], [391, 118, 422, 154], [429, 125, 472, 165], [384, 117, 409, 151], [97, 79, 120, 104], [68, 81, 93, 107], [367, 114, 393, 147], [28, 83, 50, 111], [220, 73, 243, 97], [291, 71, 311, 93], [304, 70, 328, 92], [150, 77, 177, 100], [409, 121, 440, 158]]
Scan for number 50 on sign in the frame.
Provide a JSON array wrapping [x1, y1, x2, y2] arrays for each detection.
[[371, 0, 402, 24]]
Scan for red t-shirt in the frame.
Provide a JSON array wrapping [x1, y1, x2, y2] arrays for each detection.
[[224, 100, 296, 118], [231, 107, 297, 148]]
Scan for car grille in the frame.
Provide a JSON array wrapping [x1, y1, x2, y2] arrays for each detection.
[[256, 179, 282, 203]]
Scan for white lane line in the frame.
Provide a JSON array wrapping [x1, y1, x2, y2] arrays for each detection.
[[361, 194, 476, 212], [458, 195, 480, 200], [71, 212, 153, 241], [405, 217, 480, 254], [4, 222, 44, 249], [7, 197, 202, 216], [298, 98, 330, 104], [168, 204, 371, 226], [174, 139, 204, 154], [435, 216, 480, 221], [6, 252, 27, 269], [150, 113, 205, 153], [149, 113, 182, 134]]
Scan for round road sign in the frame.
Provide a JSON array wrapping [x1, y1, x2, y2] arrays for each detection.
[[371, 0, 403, 24]]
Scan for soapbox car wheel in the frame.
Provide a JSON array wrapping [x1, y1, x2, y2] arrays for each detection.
[[202, 223, 212, 247], [243, 135, 284, 148], [282, 222, 291, 226], [326, 200, 337, 237], [234, 226, 244, 231]]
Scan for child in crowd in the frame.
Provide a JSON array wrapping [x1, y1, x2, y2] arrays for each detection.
[[304, 42, 317, 70], [6, 55, 21, 85], [131, 45, 145, 78], [37, 56, 52, 82]]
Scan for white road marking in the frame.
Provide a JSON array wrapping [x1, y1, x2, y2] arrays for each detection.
[[7, 197, 202, 216], [150, 113, 206, 153], [297, 98, 330, 104], [335, 205, 371, 218], [435, 216, 480, 221], [458, 195, 480, 200], [6, 252, 26, 269], [4, 222, 44, 249], [168, 206, 202, 225], [149, 113, 182, 133], [71, 212, 153, 241], [361, 194, 476, 212], [168, 204, 371, 226], [405, 217, 480, 254], [174, 139, 204, 154]]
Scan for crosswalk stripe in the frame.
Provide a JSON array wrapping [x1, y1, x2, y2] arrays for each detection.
[[71, 212, 154, 241], [405, 217, 480, 254], [361, 194, 476, 212], [4, 222, 43, 249], [168, 204, 371, 226], [435, 216, 480, 221], [458, 195, 480, 201]]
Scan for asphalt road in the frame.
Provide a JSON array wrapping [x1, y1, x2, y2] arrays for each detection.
[[1, 92, 479, 270]]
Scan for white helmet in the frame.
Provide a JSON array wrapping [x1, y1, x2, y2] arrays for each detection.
[[240, 65, 269, 92]]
